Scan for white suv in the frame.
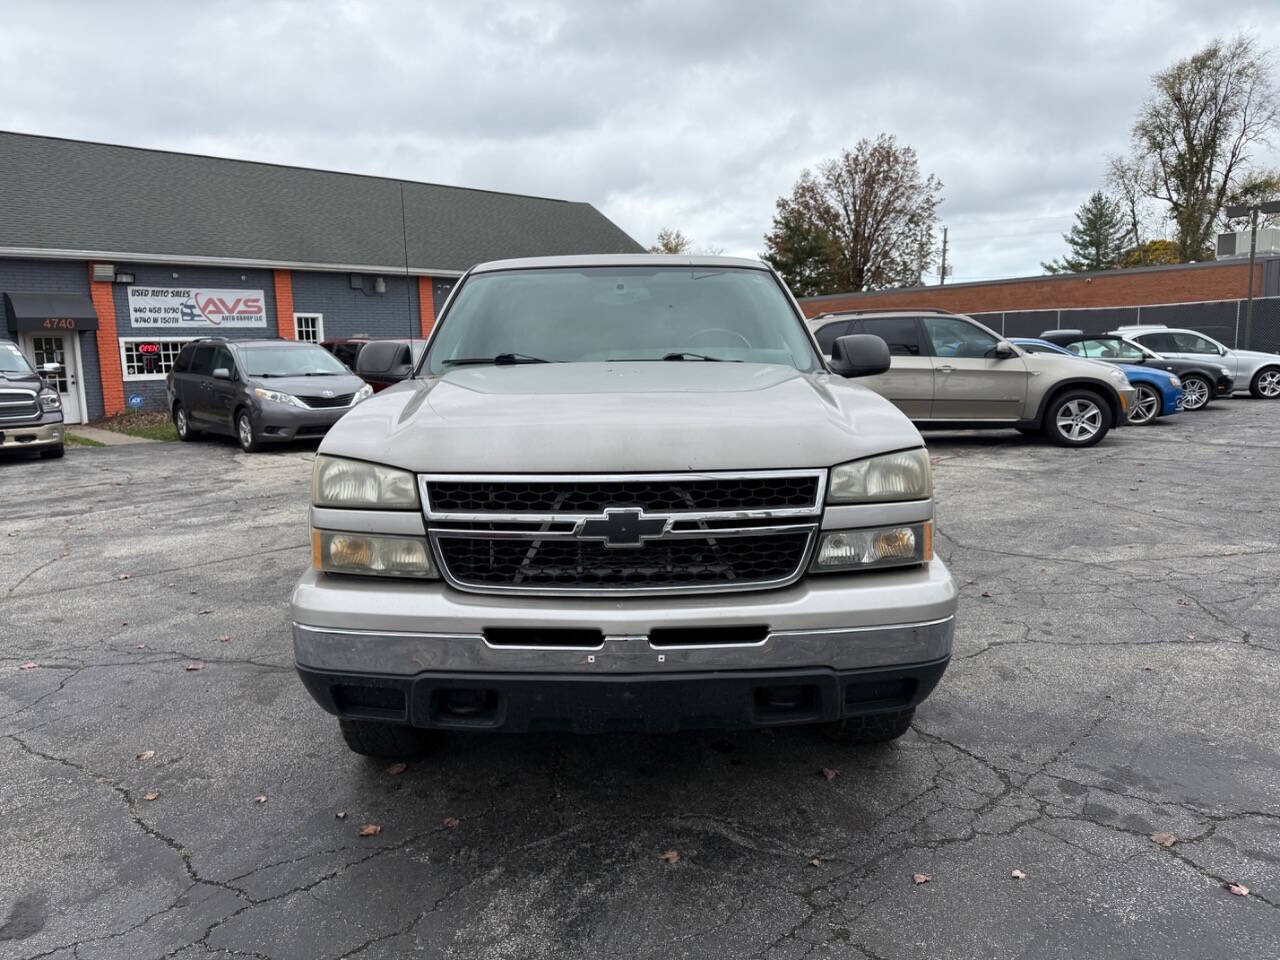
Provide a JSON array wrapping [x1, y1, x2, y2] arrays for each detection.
[[1115, 325, 1280, 399]]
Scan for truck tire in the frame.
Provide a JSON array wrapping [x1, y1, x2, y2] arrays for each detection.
[[39, 443, 65, 459], [821, 708, 915, 745], [1179, 374, 1212, 410], [338, 718, 441, 758], [1044, 389, 1111, 447], [1250, 366, 1280, 399]]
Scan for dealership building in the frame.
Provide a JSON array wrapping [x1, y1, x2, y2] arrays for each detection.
[[0, 131, 642, 423]]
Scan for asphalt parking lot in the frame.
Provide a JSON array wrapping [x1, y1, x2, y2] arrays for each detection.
[[1, 405, 1277, 960]]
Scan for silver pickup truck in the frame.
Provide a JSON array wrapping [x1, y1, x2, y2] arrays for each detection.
[[290, 255, 958, 757]]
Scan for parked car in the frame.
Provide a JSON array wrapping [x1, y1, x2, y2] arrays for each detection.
[[321, 338, 427, 392], [806, 309, 1136, 447], [0, 338, 64, 459], [1038, 330, 1233, 411], [1115, 325, 1280, 399], [292, 255, 958, 757], [1011, 338, 1182, 425], [166, 338, 372, 452]]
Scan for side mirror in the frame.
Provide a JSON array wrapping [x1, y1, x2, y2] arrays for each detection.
[[356, 341, 413, 381], [829, 334, 891, 378], [212, 367, 231, 380], [40, 362, 61, 373], [993, 340, 1017, 360]]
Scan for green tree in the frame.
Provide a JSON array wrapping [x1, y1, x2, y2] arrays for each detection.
[[763, 135, 942, 296], [1126, 35, 1279, 262], [1042, 192, 1129, 273], [648, 228, 694, 254]]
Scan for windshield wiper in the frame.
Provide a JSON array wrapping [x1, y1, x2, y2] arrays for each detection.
[[442, 353, 550, 367], [661, 352, 731, 362]]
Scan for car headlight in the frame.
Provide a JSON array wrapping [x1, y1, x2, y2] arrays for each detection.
[[312, 455, 418, 508], [828, 449, 931, 503], [1170, 377, 1181, 387], [1218, 366, 1231, 377], [1109, 369, 1129, 384], [38, 390, 61, 411], [313, 530, 437, 578], [353, 384, 373, 403], [253, 387, 307, 409], [810, 522, 932, 572]]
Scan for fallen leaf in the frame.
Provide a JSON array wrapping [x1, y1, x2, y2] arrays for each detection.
[[1226, 883, 1249, 897], [254, 795, 268, 804], [1187, 633, 1196, 641], [1010, 868, 1026, 880], [19, 662, 37, 670], [387, 762, 408, 776], [912, 873, 931, 885], [143, 791, 159, 801], [810, 857, 821, 867], [659, 849, 680, 864], [335, 811, 347, 820], [117, 574, 130, 581], [121, 621, 128, 626], [821, 767, 838, 782], [359, 823, 381, 837], [136, 750, 155, 762], [980, 591, 992, 598], [1142, 665, 1153, 671], [216, 635, 231, 643], [1129, 486, 1139, 491], [185, 662, 205, 672], [198, 608, 214, 615], [1150, 831, 1177, 848], [167, 582, 177, 587], [136, 643, 147, 649], [443, 816, 461, 829]]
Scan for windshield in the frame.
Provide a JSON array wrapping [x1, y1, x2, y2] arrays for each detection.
[[237, 343, 350, 377], [1068, 338, 1148, 361], [0, 342, 35, 375], [423, 266, 820, 375]]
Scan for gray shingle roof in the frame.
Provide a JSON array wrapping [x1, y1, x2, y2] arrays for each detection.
[[0, 132, 643, 273]]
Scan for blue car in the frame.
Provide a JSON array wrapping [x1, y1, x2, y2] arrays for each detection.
[[1011, 338, 1182, 425]]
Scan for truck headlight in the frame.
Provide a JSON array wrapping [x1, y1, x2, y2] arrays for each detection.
[[312, 456, 418, 508], [39, 390, 61, 411], [253, 387, 307, 409], [828, 449, 931, 503], [313, 530, 438, 578], [810, 522, 932, 572]]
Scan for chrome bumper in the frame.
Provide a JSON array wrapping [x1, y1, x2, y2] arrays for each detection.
[[290, 557, 958, 676], [0, 420, 63, 449]]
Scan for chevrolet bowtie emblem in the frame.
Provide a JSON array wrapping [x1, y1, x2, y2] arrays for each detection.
[[576, 508, 670, 548]]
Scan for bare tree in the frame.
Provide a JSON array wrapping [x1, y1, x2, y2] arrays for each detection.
[[763, 135, 942, 294], [1106, 155, 1160, 265], [1128, 34, 1280, 261], [649, 228, 694, 254]]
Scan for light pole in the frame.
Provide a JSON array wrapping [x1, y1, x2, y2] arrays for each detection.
[[1223, 199, 1280, 349]]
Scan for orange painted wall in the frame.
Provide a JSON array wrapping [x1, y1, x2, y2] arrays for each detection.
[[274, 270, 295, 338], [418, 277, 435, 337], [88, 265, 124, 417]]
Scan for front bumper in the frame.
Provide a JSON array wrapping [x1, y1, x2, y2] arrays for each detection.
[[253, 403, 354, 442], [0, 417, 63, 450], [1216, 375, 1235, 397], [291, 557, 957, 730], [1117, 385, 1138, 424]]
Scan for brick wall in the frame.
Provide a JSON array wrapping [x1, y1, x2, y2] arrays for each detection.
[[799, 260, 1266, 318], [274, 270, 295, 339]]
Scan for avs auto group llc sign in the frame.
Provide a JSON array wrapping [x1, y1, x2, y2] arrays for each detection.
[[127, 286, 267, 328]]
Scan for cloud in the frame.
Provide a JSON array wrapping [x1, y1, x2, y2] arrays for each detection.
[[2, 0, 1278, 281]]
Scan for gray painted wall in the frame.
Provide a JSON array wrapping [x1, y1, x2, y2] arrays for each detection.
[[291, 272, 420, 340]]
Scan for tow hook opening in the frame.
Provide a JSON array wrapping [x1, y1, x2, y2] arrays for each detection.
[[753, 683, 821, 723], [429, 687, 500, 726]]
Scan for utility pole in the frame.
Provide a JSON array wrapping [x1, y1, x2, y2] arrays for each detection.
[[1224, 199, 1280, 348], [939, 226, 948, 286]]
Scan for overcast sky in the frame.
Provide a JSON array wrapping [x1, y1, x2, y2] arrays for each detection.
[[4, 0, 1280, 283]]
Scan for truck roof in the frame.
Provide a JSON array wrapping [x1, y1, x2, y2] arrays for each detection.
[[469, 254, 769, 273]]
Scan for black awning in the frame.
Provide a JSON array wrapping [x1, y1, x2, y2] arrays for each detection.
[[4, 292, 99, 332]]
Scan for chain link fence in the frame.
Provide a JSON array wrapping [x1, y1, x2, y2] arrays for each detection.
[[970, 295, 1280, 352]]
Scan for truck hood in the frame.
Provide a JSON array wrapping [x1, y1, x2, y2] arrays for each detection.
[[321, 362, 921, 472]]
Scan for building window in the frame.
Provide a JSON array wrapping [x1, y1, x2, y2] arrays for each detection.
[[119, 338, 196, 380], [294, 313, 323, 342]]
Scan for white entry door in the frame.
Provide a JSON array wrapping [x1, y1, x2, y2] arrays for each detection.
[[22, 333, 83, 424]]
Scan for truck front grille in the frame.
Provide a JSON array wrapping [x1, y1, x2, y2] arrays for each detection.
[[0, 390, 40, 421], [422, 471, 825, 596]]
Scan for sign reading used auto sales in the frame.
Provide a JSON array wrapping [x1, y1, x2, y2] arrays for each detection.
[[127, 287, 267, 328]]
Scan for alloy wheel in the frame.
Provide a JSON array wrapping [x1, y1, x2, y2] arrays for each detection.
[[1181, 378, 1210, 410], [1129, 385, 1161, 424], [1056, 398, 1102, 442], [1258, 369, 1280, 398], [175, 407, 187, 437], [238, 414, 254, 450]]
